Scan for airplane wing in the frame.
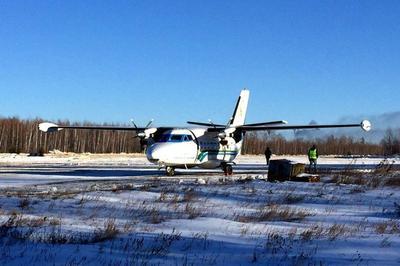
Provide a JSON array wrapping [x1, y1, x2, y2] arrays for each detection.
[[237, 120, 371, 132], [38, 122, 179, 143], [38, 122, 150, 133]]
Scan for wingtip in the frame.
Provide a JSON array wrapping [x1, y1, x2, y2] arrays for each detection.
[[39, 122, 61, 133], [361, 120, 372, 132]]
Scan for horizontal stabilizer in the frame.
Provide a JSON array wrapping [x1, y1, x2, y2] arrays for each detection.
[[242, 120, 288, 127], [187, 121, 225, 127]]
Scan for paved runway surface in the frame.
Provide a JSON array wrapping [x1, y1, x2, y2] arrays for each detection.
[[0, 160, 398, 187]]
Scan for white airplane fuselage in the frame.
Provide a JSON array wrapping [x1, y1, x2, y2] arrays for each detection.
[[146, 128, 242, 169]]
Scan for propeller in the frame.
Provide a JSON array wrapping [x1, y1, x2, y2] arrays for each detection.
[[130, 119, 156, 151]]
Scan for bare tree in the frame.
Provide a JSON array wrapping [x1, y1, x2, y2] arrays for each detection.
[[0, 117, 386, 155]]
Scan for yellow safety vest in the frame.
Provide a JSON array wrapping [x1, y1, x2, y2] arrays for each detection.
[[308, 148, 317, 160]]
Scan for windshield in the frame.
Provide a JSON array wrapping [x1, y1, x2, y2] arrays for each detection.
[[159, 134, 193, 143]]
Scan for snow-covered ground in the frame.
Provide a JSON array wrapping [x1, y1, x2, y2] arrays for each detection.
[[0, 153, 399, 265]]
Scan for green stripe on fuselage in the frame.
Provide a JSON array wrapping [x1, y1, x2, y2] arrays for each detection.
[[197, 150, 238, 162]]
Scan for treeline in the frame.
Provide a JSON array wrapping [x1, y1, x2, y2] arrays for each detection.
[[0, 117, 398, 155], [381, 128, 400, 155], [242, 132, 388, 156], [0, 117, 141, 154]]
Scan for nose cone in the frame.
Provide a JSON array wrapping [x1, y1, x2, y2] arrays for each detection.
[[146, 144, 165, 163], [146, 145, 157, 162]]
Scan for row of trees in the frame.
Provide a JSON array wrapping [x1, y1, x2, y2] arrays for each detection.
[[0, 118, 141, 154], [0, 117, 398, 155], [242, 132, 384, 155], [381, 128, 400, 155]]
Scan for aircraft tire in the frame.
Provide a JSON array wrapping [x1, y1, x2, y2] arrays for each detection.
[[226, 164, 233, 175], [222, 163, 233, 176]]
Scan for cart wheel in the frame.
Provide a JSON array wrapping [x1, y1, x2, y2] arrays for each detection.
[[166, 166, 175, 176]]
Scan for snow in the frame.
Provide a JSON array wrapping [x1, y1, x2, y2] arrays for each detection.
[[0, 153, 399, 265]]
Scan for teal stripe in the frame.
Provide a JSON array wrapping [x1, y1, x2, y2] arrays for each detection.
[[197, 150, 238, 162]]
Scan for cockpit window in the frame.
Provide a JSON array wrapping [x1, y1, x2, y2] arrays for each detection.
[[170, 135, 183, 142], [159, 134, 193, 143], [159, 134, 170, 142], [183, 135, 191, 141]]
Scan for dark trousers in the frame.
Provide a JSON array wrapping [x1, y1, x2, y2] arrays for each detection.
[[309, 159, 317, 173]]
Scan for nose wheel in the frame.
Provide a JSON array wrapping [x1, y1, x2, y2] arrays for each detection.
[[166, 166, 175, 176], [221, 163, 233, 176]]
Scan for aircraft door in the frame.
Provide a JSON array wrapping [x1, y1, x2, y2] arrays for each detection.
[[166, 133, 198, 165], [181, 134, 198, 164]]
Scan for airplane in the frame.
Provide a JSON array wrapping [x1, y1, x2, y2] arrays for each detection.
[[39, 89, 371, 176]]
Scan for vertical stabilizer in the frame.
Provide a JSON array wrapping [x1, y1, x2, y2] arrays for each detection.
[[229, 89, 250, 126]]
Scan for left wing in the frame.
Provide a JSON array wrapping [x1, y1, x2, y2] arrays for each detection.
[[37, 122, 176, 141], [237, 120, 371, 132]]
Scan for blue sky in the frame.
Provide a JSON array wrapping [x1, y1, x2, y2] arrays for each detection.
[[0, 1, 399, 126]]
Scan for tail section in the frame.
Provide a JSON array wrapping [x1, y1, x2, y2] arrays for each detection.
[[229, 89, 250, 126]]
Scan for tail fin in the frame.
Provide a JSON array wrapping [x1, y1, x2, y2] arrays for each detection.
[[228, 89, 250, 126]]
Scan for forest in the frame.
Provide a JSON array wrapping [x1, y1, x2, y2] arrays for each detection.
[[0, 117, 398, 156]]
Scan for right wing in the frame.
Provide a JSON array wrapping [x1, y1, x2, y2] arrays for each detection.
[[38, 122, 149, 133]]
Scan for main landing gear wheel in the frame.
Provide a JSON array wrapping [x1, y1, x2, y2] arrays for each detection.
[[166, 166, 175, 176], [222, 163, 233, 176]]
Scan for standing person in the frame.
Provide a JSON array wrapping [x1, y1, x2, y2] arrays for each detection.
[[308, 145, 318, 173], [264, 147, 272, 165]]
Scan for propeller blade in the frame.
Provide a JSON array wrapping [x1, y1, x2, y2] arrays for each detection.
[[145, 119, 154, 128], [130, 119, 138, 129]]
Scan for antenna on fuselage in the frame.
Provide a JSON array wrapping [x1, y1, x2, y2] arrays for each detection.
[[208, 119, 217, 129]]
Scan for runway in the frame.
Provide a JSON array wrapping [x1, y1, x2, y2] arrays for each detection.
[[0, 157, 399, 187]]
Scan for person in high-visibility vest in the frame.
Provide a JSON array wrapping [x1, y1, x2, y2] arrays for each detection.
[[308, 145, 318, 173]]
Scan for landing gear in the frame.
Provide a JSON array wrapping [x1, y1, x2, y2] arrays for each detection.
[[221, 163, 233, 176], [166, 166, 175, 176]]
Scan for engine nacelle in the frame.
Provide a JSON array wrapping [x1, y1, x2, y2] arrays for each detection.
[[218, 132, 226, 139], [137, 128, 157, 139]]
